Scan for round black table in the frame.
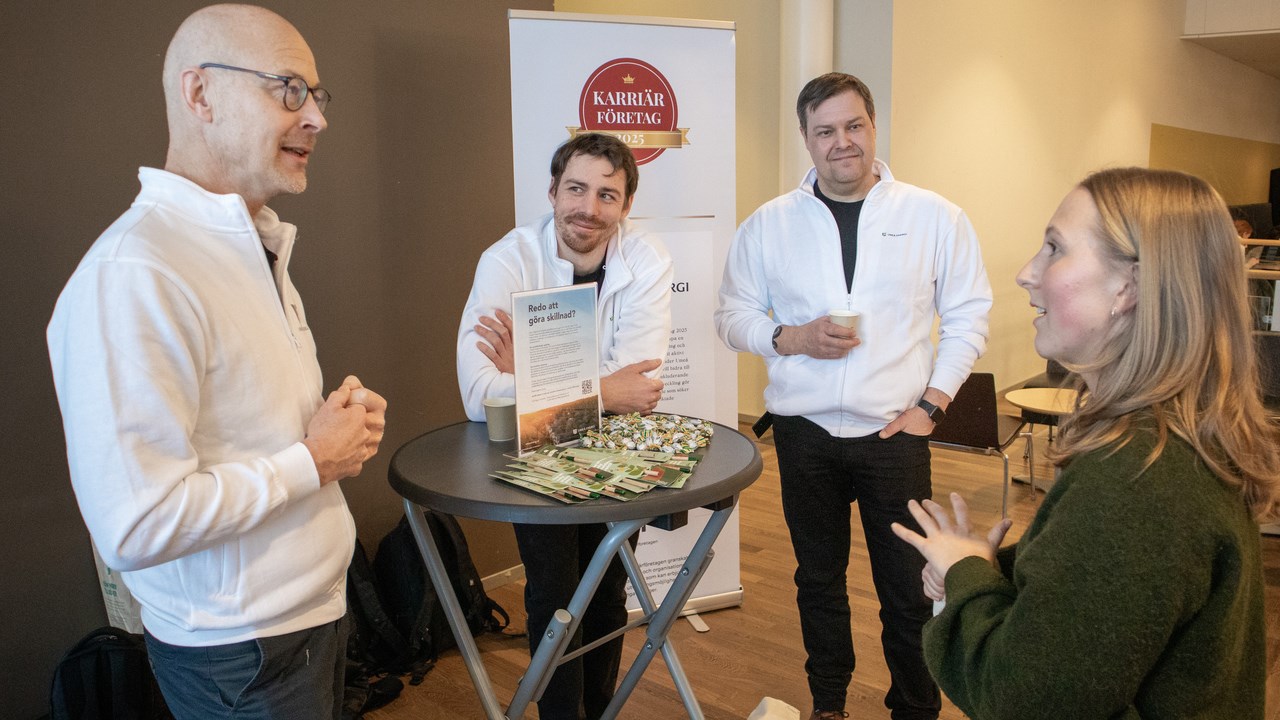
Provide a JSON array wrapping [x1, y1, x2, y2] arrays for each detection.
[[390, 420, 762, 524], [388, 420, 762, 719]]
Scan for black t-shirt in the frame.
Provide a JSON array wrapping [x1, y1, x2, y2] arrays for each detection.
[[813, 181, 864, 293], [574, 263, 606, 295]]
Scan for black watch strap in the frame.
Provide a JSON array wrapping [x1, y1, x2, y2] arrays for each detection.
[[771, 324, 783, 352], [917, 398, 946, 423]]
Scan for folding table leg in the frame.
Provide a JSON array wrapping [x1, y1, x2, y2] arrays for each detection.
[[402, 499, 506, 720], [603, 501, 737, 719], [507, 518, 648, 719], [617, 531, 703, 718]]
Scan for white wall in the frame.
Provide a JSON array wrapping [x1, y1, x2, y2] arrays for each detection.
[[889, 0, 1280, 388], [834, 0, 894, 165], [1185, 0, 1280, 34]]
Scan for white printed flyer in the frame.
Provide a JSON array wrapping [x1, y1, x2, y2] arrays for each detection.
[[512, 283, 601, 454]]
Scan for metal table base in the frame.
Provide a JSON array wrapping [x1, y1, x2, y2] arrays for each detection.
[[403, 496, 736, 719]]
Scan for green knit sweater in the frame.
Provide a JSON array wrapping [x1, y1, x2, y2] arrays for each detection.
[[924, 429, 1265, 719]]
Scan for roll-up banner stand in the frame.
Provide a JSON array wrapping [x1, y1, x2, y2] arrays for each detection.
[[509, 10, 740, 617]]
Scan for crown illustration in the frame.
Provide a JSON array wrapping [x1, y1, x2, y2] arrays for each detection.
[[622, 74, 635, 84]]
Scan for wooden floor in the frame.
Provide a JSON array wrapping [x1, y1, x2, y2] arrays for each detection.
[[370, 423, 1280, 720]]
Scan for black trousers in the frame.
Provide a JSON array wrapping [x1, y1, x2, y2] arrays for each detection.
[[514, 522, 634, 720], [772, 414, 941, 720]]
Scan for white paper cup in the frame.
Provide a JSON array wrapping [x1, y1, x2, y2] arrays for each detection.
[[828, 309, 861, 334], [482, 397, 516, 442]]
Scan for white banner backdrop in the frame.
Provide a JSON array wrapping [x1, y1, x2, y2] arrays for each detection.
[[509, 10, 740, 614]]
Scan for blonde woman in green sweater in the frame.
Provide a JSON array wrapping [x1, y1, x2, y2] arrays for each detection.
[[893, 167, 1280, 719]]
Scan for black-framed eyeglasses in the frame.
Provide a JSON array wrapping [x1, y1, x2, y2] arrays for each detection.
[[199, 63, 331, 114]]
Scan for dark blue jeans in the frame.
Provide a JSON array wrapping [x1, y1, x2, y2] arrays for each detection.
[[772, 414, 940, 720], [514, 522, 635, 720], [144, 616, 348, 720]]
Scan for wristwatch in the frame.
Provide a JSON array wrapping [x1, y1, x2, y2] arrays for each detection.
[[771, 324, 783, 352], [916, 398, 946, 424]]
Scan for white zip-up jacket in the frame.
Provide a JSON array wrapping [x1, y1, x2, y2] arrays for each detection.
[[48, 168, 354, 646], [457, 213, 673, 421], [715, 161, 992, 437]]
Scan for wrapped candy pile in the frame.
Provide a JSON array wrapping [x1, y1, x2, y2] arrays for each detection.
[[580, 413, 714, 455]]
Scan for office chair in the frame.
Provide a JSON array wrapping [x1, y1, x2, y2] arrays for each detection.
[[929, 373, 1031, 518]]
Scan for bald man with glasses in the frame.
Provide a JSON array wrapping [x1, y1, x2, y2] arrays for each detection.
[[47, 5, 385, 718]]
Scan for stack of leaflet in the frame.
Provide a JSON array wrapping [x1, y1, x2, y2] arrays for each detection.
[[491, 441, 702, 504]]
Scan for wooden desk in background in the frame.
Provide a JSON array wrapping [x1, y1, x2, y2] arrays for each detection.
[[1005, 387, 1080, 417], [1004, 387, 1080, 493]]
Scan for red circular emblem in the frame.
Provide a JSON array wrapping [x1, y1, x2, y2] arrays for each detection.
[[578, 58, 679, 165]]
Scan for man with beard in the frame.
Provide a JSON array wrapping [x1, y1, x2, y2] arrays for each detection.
[[715, 73, 991, 720], [456, 131, 672, 719], [47, 5, 386, 718]]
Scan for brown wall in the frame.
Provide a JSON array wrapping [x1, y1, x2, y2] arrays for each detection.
[[1149, 123, 1280, 206], [0, 1, 548, 714]]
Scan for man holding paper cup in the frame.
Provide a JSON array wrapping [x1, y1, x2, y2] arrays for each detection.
[[455, 132, 672, 720], [715, 73, 991, 720]]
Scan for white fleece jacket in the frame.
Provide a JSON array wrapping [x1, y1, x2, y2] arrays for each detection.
[[715, 161, 992, 437], [456, 213, 673, 421], [48, 168, 354, 646]]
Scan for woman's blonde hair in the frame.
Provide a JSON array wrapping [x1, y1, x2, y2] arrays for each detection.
[[1051, 167, 1279, 520]]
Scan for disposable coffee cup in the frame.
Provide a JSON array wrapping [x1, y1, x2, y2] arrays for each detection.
[[482, 397, 516, 442], [828, 309, 861, 334]]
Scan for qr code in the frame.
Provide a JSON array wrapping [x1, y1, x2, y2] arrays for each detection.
[[581, 379, 593, 394]]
